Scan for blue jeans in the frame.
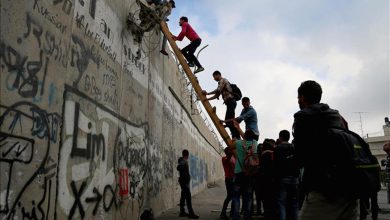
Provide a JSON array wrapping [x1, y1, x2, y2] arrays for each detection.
[[276, 176, 299, 220], [232, 173, 252, 220]]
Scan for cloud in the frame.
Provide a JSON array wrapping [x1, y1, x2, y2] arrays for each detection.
[[168, 0, 389, 142]]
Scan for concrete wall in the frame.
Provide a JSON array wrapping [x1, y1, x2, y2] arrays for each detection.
[[0, 0, 223, 219]]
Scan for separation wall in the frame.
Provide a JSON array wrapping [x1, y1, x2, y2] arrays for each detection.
[[0, 0, 223, 219]]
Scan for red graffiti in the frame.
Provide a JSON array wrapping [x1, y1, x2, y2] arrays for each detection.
[[118, 168, 129, 196]]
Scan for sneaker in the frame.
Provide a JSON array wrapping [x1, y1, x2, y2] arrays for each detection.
[[179, 212, 189, 217], [194, 67, 204, 74], [187, 62, 194, 67], [160, 49, 168, 56], [188, 213, 199, 219]]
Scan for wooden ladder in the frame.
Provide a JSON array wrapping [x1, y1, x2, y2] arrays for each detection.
[[159, 21, 233, 147]]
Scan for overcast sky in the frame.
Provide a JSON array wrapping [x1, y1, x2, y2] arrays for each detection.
[[167, 0, 389, 142]]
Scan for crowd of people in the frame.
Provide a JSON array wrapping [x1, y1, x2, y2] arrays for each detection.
[[215, 80, 387, 220], [176, 73, 387, 220], [139, 3, 389, 219]]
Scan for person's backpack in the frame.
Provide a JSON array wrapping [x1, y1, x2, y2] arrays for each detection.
[[259, 149, 274, 178], [274, 143, 298, 177], [241, 141, 260, 176], [230, 84, 242, 101], [324, 127, 381, 198]]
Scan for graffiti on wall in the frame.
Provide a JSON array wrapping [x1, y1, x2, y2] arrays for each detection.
[[0, 13, 66, 105], [57, 86, 165, 219], [189, 155, 208, 188], [0, 103, 61, 220], [0, 1, 223, 219]]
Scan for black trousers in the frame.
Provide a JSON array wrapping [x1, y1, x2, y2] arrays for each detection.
[[180, 182, 194, 214], [359, 192, 379, 220], [181, 38, 202, 68], [222, 178, 235, 215], [225, 99, 240, 139]]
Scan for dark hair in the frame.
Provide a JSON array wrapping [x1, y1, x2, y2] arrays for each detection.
[[224, 147, 232, 154], [242, 97, 250, 102], [244, 129, 256, 141], [180, 16, 188, 22], [262, 139, 275, 150], [278, 130, 290, 142], [212, 70, 221, 76], [182, 149, 189, 157], [298, 80, 322, 104]]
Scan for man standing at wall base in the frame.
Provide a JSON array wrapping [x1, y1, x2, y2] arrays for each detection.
[[177, 149, 199, 219]]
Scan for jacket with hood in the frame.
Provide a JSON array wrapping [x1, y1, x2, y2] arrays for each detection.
[[293, 103, 348, 195]]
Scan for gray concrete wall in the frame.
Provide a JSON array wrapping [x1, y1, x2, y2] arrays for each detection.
[[0, 0, 223, 219]]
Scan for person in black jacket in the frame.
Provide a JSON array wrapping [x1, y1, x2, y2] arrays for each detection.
[[259, 139, 276, 220], [177, 149, 199, 219], [274, 130, 299, 220], [292, 80, 358, 220]]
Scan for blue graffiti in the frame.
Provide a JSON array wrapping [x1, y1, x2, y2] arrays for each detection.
[[189, 155, 208, 188]]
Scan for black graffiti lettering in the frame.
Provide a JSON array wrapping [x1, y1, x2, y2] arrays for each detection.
[[0, 103, 55, 220], [89, 0, 97, 19], [71, 35, 90, 87], [43, 31, 68, 67], [69, 181, 86, 220], [91, 76, 101, 99], [31, 109, 61, 143], [70, 102, 84, 158], [70, 35, 101, 87], [75, 12, 85, 29], [62, 0, 73, 14], [40, 56, 49, 96], [100, 19, 112, 40], [34, 0, 68, 34], [84, 74, 91, 91], [1, 43, 49, 98], [18, 50, 42, 97], [102, 185, 116, 212], [24, 13, 43, 48], [71, 103, 106, 160], [103, 90, 118, 108], [85, 187, 102, 215], [31, 107, 48, 140], [74, 12, 117, 61], [45, 179, 52, 220], [1, 44, 28, 85], [123, 45, 146, 75], [0, 133, 34, 164], [19, 200, 39, 220], [90, 132, 106, 161], [102, 73, 116, 87], [53, 0, 73, 15], [83, 75, 102, 101]]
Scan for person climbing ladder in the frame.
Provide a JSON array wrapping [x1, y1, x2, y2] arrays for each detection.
[[172, 16, 204, 74]]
